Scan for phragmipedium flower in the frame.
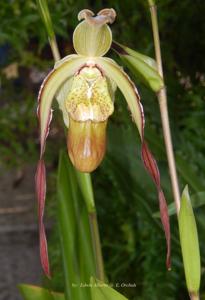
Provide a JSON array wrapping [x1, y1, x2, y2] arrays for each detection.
[[36, 8, 170, 277]]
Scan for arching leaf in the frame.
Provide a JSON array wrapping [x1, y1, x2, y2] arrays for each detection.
[[112, 42, 164, 92]]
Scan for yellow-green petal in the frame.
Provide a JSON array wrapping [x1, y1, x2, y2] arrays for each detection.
[[38, 55, 87, 156], [95, 57, 143, 137]]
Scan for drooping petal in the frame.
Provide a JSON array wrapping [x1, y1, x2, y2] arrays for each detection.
[[35, 159, 50, 277], [37, 55, 87, 156], [95, 57, 143, 136], [36, 55, 87, 276], [96, 57, 171, 269], [142, 141, 171, 269]]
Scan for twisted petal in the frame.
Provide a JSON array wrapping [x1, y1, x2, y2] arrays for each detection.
[[36, 55, 87, 276], [35, 159, 50, 276], [96, 57, 171, 269]]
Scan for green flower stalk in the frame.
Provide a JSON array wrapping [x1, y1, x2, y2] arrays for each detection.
[[36, 8, 170, 277]]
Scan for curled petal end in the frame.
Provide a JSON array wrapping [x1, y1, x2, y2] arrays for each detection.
[[78, 8, 116, 26]]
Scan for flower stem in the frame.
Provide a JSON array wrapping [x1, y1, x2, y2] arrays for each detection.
[[37, 0, 61, 62], [49, 37, 61, 62], [148, 1, 181, 214], [190, 292, 200, 300], [89, 211, 105, 281], [76, 172, 105, 281]]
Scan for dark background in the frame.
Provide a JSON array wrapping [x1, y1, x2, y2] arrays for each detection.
[[0, 1, 205, 299]]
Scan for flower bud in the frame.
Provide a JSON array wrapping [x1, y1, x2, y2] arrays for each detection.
[[67, 118, 107, 173]]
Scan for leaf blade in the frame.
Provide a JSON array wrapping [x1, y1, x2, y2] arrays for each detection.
[[57, 151, 96, 300], [90, 278, 129, 300], [179, 186, 201, 295], [18, 284, 65, 300], [112, 42, 164, 92]]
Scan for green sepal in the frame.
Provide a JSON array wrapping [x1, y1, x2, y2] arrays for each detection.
[[73, 21, 112, 57]]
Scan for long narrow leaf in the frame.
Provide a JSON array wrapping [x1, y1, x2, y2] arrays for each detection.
[[153, 191, 205, 218], [37, 0, 55, 40], [18, 284, 65, 300], [57, 151, 96, 300], [90, 278, 129, 300], [179, 186, 201, 298], [112, 42, 164, 92]]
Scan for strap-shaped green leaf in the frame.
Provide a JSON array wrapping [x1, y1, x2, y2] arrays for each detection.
[[57, 151, 96, 300], [179, 186, 201, 296], [112, 42, 164, 92], [90, 278, 129, 300], [37, 0, 55, 40], [18, 284, 65, 300], [153, 191, 205, 218]]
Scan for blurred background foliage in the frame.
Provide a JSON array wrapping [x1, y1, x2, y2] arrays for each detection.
[[0, 0, 205, 299]]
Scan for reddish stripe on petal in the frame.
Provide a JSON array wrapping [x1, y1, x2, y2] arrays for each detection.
[[142, 141, 160, 186], [99, 61, 171, 269], [36, 72, 54, 276], [142, 140, 171, 269], [35, 159, 51, 277]]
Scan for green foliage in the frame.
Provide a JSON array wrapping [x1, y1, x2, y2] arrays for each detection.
[[179, 186, 201, 295], [18, 284, 65, 300], [113, 42, 164, 92], [57, 151, 97, 299], [90, 278, 129, 300]]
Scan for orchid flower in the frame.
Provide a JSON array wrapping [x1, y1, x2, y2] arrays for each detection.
[[36, 8, 170, 277]]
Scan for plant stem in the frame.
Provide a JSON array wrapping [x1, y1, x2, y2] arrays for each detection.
[[189, 292, 200, 300], [89, 211, 105, 281], [148, 2, 181, 214], [49, 37, 61, 62], [76, 171, 105, 281]]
